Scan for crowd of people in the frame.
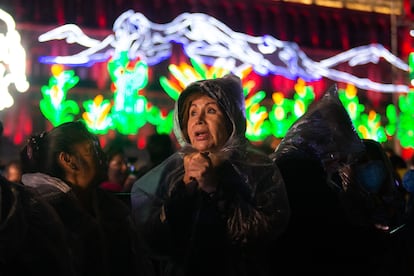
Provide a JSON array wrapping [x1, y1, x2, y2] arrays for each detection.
[[0, 75, 414, 276]]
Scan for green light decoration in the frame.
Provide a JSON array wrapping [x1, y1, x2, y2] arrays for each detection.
[[145, 104, 174, 134], [338, 84, 365, 122], [268, 92, 296, 138], [159, 58, 232, 101], [394, 52, 414, 148], [85, 51, 172, 135], [39, 56, 413, 150], [385, 104, 397, 137], [409, 53, 414, 87], [82, 94, 113, 134], [292, 79, 315, 118], [268, 79, 316, 138], [159, 73, 182, 101], [357, 110, 387, 142], [40, 64, 80, 126], [245, 90, 271, 141], [396, 90, 414, 148], [107, 52, 149, 135], [338, 84, 387, 142]]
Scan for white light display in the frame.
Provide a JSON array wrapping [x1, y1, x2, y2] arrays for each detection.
[[0, 9, 29, 110], [38, 9, 409, 93]]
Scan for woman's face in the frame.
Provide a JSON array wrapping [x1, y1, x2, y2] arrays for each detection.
[[108, 153, 128, 184], [70, 140, 106, 189], [5, 163, 22, 183], [186, 94, 229, 152]]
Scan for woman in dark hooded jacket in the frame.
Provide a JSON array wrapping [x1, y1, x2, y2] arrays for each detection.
[[131, 74, 290, 276], [19, 121, 154, 276]]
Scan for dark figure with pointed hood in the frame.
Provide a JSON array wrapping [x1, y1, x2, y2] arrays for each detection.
[[131, 74, 290, 276], [271, 85, 407, 275]]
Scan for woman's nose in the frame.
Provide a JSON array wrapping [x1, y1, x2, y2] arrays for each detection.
[[195, 112, 205, 124]]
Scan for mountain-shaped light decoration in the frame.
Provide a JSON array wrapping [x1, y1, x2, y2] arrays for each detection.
[[37, 10, 410, 93], [0, 8, 29, 110], [35, 9, 413, 148], [82, 94, 112, 134], [39, 65, 80, 126]]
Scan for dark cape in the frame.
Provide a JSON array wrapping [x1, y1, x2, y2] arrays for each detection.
[[20, 172, 154, 276], [270, 85, 409, 275], [0, 175, 75, 276]]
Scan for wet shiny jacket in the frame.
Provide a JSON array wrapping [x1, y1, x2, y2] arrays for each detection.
[[131, 75, 290, 276], [0, 176, 75, 276], [20, 172, 153, 276]]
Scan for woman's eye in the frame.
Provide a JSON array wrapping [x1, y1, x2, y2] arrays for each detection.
[[207, 108, 216, 114], [190, 110, 197, 116]]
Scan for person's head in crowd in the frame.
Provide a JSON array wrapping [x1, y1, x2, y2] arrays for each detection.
[[0, 121, 22, 170], [402, 154, 414, 216], [403, 154, 414, 192], [409, 154, 414, 169], [383, 146, 407, 181], [100, 143, 130, 192], [20, 121, 107, 191], [335, 139, 406, 230], [146, 133, 176, 167], [131, 74, 290, 276], [175, 74, 246, 154], [2, 159, 22, 183], [403, 159, 414, 190], [19, 121, 155, 275], [175, 74, 250, 187]]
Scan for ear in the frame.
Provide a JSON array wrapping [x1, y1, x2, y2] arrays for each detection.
[[58, 152, 78, 171]]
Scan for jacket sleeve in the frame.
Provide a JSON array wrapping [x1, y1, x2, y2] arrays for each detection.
[[220, 160, 290, 247]]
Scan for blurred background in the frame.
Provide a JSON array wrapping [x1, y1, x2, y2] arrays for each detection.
[[0, 0, 413, 166]]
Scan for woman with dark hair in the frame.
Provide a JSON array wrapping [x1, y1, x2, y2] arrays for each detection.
[[20, 121, 153, 276], [131, 75, 290, 276], [100, 142, 137, 193]]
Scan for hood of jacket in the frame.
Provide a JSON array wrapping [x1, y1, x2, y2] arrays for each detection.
[[173, 74, 247, 152]]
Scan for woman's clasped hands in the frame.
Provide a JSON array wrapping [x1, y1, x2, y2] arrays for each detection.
[[183, 151, 222, 194]]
